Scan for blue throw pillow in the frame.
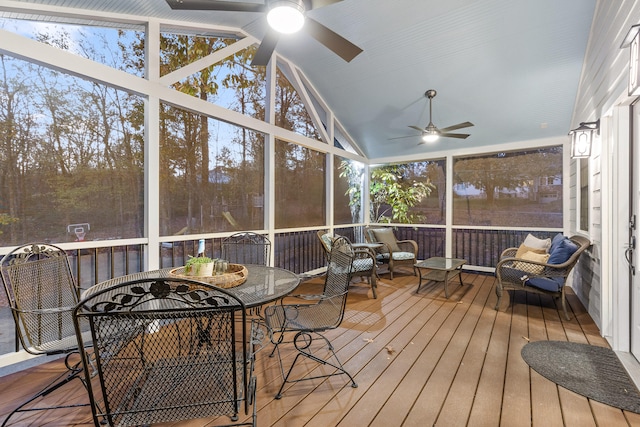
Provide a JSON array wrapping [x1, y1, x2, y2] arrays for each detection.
[[548, 237, 578, 265], [549, 233, 565, 254]]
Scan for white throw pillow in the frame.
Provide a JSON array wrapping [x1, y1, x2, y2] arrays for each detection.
[[523, 234, 551, 252]]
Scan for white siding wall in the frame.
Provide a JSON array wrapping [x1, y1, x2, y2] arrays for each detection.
[[571, 0, 640, 331]]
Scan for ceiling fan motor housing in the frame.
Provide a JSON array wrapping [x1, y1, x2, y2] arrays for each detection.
[[268, 0, 306, 14]]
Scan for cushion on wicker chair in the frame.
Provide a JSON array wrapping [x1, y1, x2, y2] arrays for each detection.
[[372, 228, 401, 253], [526, 276, 564, 292], [523, 233, 552, 251], [548, 236, 578, 265], [549, 233, 565, 252], [515, 244, 547, 258], [352, 257, 374, 272], [376, 251, 415, 261], [320, 233, 334, 250], [514, 251, 549, 273]]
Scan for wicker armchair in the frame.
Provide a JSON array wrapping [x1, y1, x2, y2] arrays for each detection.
[[364, 226, 418, 279], [495, 235, 590, 320], [317, 230, 378, 298]]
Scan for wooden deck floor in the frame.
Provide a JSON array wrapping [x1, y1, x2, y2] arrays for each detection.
[[2, 270, 640, 426]]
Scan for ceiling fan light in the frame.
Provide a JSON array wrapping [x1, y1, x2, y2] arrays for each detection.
[[267, 0, 305, 34], [422, 133, 439, 143]]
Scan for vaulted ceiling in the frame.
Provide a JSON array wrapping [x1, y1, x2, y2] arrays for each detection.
[[6, 0, 596, 160]]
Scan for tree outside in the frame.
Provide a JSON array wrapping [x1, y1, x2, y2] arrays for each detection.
[[340, 160, 435, 224], [453, 147, 563, 227]]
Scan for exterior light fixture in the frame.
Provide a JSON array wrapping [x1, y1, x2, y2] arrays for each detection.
[[267, 0, 305, 34], [569, 119, 599, 159], [621, 24, 640, 96]]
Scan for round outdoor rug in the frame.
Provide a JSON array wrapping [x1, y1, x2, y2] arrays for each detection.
[[521, 340, 640, 413]]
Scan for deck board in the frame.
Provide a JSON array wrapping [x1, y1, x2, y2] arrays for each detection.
[[1, 271, 639, 426]]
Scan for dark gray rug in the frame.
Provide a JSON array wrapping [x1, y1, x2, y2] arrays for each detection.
[[521, 340, 640, 413]]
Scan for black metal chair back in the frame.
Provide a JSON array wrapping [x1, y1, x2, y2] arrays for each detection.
[[73, 278, 257, 427], [222, 232, 271, 266], [0, 243, 90, 426], [317, 230, 379, 298], [263, 236, 357, 399], [314, 236, 355, 329]]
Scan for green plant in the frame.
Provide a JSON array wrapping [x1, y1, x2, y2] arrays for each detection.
[[340, 160, 434, 224], [185, 255, 215, 274]]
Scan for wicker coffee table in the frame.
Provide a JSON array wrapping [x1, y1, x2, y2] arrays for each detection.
[[415, 257, 466, 298]]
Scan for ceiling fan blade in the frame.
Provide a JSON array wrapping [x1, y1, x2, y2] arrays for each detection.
[[439, 121, 474, 133], [440, 132, 470, 139], [165, 0, 265, 12], [308, 0, 343, 9], [304, 17, 363, 62], [408, 125, 424, 132], [389, 135, 420, 141], [251, 28, 280, 66]]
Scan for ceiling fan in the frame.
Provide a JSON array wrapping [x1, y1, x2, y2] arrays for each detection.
[[165, 0, 363, 66], [396, 89, 473, 144]]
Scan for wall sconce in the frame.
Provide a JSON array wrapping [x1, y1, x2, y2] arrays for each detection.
[[621, 24, 640, 95], [569, 119, 599, 159]]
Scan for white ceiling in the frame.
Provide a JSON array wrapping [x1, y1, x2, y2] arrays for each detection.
[[5, 0, 596, 160]]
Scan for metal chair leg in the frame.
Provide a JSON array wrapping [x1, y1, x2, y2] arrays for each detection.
[[273, 331, 357, 399], [2, 355, 88, 427]]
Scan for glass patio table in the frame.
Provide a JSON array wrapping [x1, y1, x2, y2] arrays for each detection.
[[82, 265, 301, 308], [415, 257, 466, 298]]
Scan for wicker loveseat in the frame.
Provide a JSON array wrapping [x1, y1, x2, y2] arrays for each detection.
[[494, 234, 590, 320]]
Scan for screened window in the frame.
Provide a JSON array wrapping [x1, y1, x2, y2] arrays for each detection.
[[275, 140, 325, 228], [407, 159, 447, 225], [370, 162, 436, 224], [159, 104, 265, 235], [453, 147, 563, 227], [335, 158, 363, 225], [0, 17, 144, 75], [275, 68, 321, 140], [0, 55, 144, 245], [160, 32, 266, 120]]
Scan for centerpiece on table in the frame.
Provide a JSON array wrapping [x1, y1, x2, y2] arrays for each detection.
[[169, 239, 249, 288], [185, 255, 215, 277]]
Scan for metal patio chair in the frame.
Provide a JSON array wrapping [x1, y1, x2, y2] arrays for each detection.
[[222, 232, 271, 266], [317, 230, 379, 298], [263, 236, 358, 399], [73, 277, 259, 427], [0, 243, 91, 427], [222, 232, 272, 317]]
